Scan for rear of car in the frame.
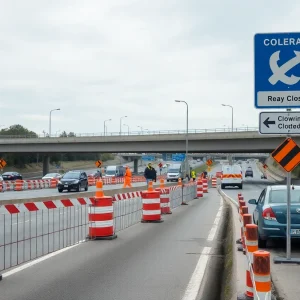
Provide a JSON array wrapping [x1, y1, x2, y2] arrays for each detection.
[[221, 164, 243, 189], [245, 169, 253, 177], [252, 185, 300, 247]]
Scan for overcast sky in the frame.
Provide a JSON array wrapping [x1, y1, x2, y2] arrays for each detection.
[[0, 0, 299, 136]]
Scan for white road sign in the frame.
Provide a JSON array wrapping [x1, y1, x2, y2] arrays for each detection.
[[259, 111, 300, 134]]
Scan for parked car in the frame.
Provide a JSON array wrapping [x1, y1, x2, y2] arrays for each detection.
[[57, 170, 88, 193], [2, 172, 22, 180], [42, 173, 62, 180], [245, 169, 253, 177], [248, 185, 300, 248]]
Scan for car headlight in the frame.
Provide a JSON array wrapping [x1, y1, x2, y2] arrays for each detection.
[[58, 181, 62, 184], [73, 180, 79, 184]]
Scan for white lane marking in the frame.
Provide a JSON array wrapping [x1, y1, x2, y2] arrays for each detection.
[[181, 246, 211, 300], [1, 241, 85, 278], [206, 197, 223, 242]]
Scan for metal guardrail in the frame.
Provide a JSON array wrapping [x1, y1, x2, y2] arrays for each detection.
[[0, 127, 259, 139]]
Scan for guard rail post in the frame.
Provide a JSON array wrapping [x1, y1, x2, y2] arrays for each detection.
[[181, 183, 188, 205]]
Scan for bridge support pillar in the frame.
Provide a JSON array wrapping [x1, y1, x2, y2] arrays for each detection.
[[133, 158, 139, 174], [43, 155, 50, 176]]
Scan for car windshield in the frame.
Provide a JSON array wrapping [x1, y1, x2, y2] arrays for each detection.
[[168, 168, 179, 173], [63, 172, 80, 179], [106, 170, 116, 175], [3, 172, 13, 175], [44, 173, 57, 177], [269, 189, 300, 204]]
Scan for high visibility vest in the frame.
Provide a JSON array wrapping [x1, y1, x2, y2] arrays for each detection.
[[191, 171, 196, 178]]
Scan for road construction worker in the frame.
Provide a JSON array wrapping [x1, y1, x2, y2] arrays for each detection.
[[144, 163, 157, 187], [191, 169, 196, 182], [123, 166, 132, 188]]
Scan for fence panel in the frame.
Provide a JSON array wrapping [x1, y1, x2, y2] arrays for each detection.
[[0, 204, 89, 272], [113, 196, 142, 233]]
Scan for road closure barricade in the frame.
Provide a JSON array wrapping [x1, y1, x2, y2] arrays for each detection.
[[0, 180, 199, 276], [220, 191, 272, 300]]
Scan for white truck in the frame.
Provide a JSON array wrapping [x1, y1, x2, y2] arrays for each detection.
[[221, 164, 243, 189]]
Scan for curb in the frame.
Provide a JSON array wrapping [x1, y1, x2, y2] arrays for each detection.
[[218, 188, 280, 300]]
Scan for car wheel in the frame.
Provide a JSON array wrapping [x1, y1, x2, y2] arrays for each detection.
[[85, 184, 88, 191], [167, 180, 169, 182], [58, 189, 63, 193], [258, 234, 267, 248], [76, 184, 80, 192]]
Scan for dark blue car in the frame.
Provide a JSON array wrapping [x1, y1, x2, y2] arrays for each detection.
[[248, 185, 300, 248]]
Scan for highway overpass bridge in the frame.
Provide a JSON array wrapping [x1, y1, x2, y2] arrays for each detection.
[[0, 131, 294, 153], [0, 130, 286, 174]]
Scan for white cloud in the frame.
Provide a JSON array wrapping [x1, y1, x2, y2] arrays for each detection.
[[0, 0, 300, 135]]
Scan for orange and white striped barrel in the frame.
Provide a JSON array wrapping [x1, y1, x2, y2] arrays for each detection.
[[178, 178, 182, 186], [88, 181, 117, 240], [245, 224, 259, 299], [156, 187, 172, 215], [141, 182, 163, 222], [253, 250, 271, 299], [111, 176, 116, 184], [14, 180, 24, 191], [211, 177, 217, 188], [26, 180, 33, 190], [238, 194, 244, 201], [50, 178, 58, 188], [202, 178, 208, 193], [88, 176, 95, 186], [0, 182, 2, 193], [196, 178, 203, 198]]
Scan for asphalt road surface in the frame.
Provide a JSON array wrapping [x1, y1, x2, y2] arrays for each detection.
[[0, 189, 222, 300]]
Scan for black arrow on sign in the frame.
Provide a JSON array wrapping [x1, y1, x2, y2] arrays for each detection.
[[263, 117, 276, 128]]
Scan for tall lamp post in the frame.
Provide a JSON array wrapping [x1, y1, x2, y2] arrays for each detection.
[[49, 108, 60, 137], [120, 116, 127, 135], [104, 119, 112, 136], [221, 104, 233, 132], [175, 100, 189, 178], [123, 124, 130, 135], [137, 126, 143, 134]]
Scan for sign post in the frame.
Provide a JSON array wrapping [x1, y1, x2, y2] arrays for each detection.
[[271, 137, 300, 264]]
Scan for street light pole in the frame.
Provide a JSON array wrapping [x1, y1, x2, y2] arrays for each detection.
[[175, 100, 189, 179], [221, 104, 233, 132], [120, 116, 127, 135], [123, 124, 130, 135], [137, 126, 143, 134], [104, 119, 112, 136], [49, 108, 60, 137]]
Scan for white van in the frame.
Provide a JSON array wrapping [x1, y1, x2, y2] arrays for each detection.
[[104, 165, 125, 177], [166, 161, 187, 182], [221, 164, 243, 189]]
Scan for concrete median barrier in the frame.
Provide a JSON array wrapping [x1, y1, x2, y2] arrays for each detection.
[[218, 188, 277, 300]]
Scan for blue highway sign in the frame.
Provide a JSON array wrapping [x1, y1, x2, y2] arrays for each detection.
[[172, 153, 186, 162], [142, 155, 155, 161], [254, 32, 300, 108]]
